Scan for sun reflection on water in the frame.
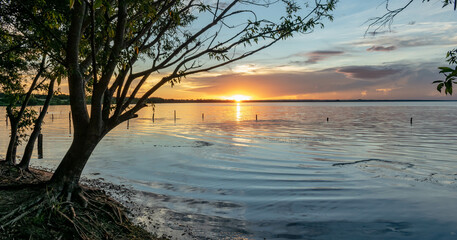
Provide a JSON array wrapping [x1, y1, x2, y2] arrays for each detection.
[[236, 102, 241, 121]]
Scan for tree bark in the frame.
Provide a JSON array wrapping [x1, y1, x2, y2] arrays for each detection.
[[50, 130, 102, 195], [49, 0, 92, 195], [5, 107, 18, 165], [18, 78, 56, 170]]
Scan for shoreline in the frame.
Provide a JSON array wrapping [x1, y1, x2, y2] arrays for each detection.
[[1, 98, 457, 107], [0, 162, 167, 240]]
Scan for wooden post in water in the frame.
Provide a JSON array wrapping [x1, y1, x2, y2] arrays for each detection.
[[37, 133, 43, 159], [69, 112, 71, 134], [6, 116, 7, 126], [152, 104, 155, 123], [256, 114, 258, 121], [174, 110, 176, 123], [127, 119, 130, 129], [410, 117, 413, 125], [202, 113, 204, 121], [327, 117, 329, 122], [52, 114, 54, 122]]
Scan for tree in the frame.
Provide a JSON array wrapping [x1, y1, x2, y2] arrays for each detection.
[[1, 1, 62, 168], [3, 56, 46, 165], [5, 0, 337, 198], [0, 20, 44, 165], [18, 72, 60, 171], [367, 0, 456, 94]]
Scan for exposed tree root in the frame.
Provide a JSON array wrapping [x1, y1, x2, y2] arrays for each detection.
[[0, 185, 162, 239], [1, 198, 45, 229], [0, 164, 164, 240], [0, 161, 52, 187], [0, 195, 45, 226]]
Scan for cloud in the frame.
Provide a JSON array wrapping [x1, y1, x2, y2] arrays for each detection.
[[376, 88, 393, 94], [335, 66, 402, 79], [367, 45, 397, 52], [351, 21, 457, 50], [365, 30, 390, 37], [291, 50, 344, 65], [182, 67, 374, 98], [397, 38, 437, 48], [167, 61, 457, 100], [231, 64, 260, 74], [305, 50, 345, 64], [353, 36, 437, 49]]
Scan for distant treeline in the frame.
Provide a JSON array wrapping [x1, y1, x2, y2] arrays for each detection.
[[1, 93, 456, 106], [0, 93, 235, 106], [0, 93, 72, 106]]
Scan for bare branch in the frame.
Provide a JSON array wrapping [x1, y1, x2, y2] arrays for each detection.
[[365, 0, 414, 36]]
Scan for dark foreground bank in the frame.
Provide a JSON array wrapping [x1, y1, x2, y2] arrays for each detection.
[[0, 162, 166, 240]]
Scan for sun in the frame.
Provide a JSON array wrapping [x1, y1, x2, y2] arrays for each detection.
[[224, 94, 252, 102]]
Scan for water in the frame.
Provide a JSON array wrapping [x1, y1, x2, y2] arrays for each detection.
[[1, 102, 457, 239]]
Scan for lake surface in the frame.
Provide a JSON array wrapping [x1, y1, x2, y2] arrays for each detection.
[[1, 102, 457, 239]]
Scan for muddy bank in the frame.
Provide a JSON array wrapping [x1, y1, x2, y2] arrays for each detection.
[[0, 162, 166, 240]]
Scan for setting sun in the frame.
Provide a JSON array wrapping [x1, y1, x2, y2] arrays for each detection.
[[224, 94, 252, 102]]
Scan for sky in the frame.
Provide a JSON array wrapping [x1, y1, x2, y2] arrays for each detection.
[[141, 0, 457, 100]]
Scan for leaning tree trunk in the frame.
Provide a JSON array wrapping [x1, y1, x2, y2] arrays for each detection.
[[49, 0, 129, 198], [4, 55, 46, 165], [5, 110, 18, 165], [49, 129, 103, 197], [48, 0, 93, 198], [19, 78, 56, 170], [48, 0, 106, 198]]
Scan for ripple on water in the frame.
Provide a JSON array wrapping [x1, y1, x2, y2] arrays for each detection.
[[2, 103, 457, 239]]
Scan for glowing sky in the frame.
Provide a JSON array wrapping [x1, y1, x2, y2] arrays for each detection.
[[48, 1, 456, 100], [144, 0, 457, 100]]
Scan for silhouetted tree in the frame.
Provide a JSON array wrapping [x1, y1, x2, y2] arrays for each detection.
[[0, 22, 46, 164], [18, 77, 58, 170], [3, 0, 338, 198], [1, 1, 62, 167]]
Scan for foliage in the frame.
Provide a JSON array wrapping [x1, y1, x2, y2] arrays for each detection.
[[424, 1, 456, 94], [9, 108, 37, 145], [431, 0, 457, 9], [1, 2, 40, 144], [1, 0, 67, 163], [9, 0, 338, 115], [1, 0, 338, 189], [434, 49, 457, 95], [367, 0, 456, 95]]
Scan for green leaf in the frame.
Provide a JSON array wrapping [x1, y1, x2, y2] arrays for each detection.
[[449, 70, 457, 77], [445, 81, 453, 95], [438, 66, 453, 73], [94, 0, 103, 9], [69, 0, 75, 9], [437, 82, 444, 92], [432, 80, 443, 83]]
